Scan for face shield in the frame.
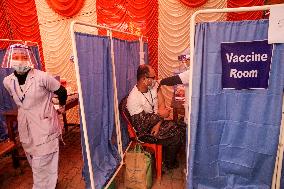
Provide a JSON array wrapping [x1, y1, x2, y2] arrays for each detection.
[[178, 48, 190, 70], [178, 54, 190, 62], [1, 44, 38, 73]]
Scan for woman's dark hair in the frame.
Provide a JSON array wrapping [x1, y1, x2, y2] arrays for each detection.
[[137, 65, 150, 81]]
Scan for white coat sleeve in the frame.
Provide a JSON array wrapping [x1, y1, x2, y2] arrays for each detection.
[[178, 70, 190, 85], [40, 71, 61, 92]]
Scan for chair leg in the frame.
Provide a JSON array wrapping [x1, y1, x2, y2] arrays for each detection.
[[11, 149, 20, 169], [156, 145, 162, 183]]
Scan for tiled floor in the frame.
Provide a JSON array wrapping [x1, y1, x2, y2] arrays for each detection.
[[0, 127, 186, 189]]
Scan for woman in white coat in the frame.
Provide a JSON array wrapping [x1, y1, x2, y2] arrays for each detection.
[[159, 49, 190, 124], [1, 44, 67, 189]]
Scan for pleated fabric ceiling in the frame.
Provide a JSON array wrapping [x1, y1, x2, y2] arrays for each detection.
[[96, 0, 159, 73], [46, 0, 85, 17], [158, 0, 227, 107], [35, 0, 97, 123]]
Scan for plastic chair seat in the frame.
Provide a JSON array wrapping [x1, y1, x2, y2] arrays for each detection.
[[119, 97, 162, 182]]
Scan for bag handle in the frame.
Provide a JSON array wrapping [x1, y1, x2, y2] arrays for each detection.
[[133, 142, 144, 153]]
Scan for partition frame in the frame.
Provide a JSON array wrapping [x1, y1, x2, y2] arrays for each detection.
[[0, 39, 39, 50], [188, 4, 284, 189], [70, 21, 147, 189], [0, 39, 38, 45]]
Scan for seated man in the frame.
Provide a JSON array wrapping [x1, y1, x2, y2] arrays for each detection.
[[127, 64, 185, 169]]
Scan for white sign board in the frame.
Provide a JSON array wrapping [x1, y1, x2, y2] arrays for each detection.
[[268, 5, 284, 44]]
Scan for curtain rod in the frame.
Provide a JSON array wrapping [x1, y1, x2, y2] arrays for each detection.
[[70, 21, 148, 41], [0, 39, 38, 45]]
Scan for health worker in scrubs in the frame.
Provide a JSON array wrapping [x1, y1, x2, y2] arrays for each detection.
[[159, 48, 190, 124], [1, 44, 67, 189]]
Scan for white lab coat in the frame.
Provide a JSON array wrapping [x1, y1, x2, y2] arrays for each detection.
[[3, 69, 61, 189], [178, 70, 190, 124]]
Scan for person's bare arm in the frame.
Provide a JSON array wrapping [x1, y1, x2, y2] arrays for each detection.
[[151, 121, 162, 136], [157, 88, 170, 118], [158, 89, 166, 109]]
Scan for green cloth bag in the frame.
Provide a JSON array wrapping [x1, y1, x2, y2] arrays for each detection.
[[106, 181, 115, 189], [125, 143, 153, 189]]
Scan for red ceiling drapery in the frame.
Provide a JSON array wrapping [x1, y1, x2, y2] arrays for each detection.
[[97, 0, 159, 73], [128, 0, 158, 73], [265, 0, 284, 4], [0, 0, 45, 70], [179, 0, 207, 8], [227, 0, 265, 21], [0, 0, 12, 49], [46, 0, 85, 17]]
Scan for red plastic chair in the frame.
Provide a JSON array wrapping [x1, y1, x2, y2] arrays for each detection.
[[119, 96, 162, 182]]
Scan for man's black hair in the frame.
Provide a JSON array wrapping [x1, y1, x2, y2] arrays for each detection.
[[137, 64, 150, 81]]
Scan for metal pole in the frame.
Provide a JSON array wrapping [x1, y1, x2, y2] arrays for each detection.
[[0, 38, 38, 45], [70, 21, 96, 189], [108, 30, 124, 159]]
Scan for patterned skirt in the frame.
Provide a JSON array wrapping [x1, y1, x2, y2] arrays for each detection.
[[131, 111, 185, 143]]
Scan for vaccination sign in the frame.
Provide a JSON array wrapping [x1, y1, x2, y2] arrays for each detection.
[[221, 40, 272, 89]]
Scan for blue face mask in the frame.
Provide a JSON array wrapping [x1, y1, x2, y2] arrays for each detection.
[[12, 65, 31, 74]]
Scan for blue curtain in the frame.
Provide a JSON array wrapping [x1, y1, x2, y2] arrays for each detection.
[[75, 33, 120, 189], [144, 42, 149, 64], [113, 38, 141, 151], [0, 46, 41, 141], [31, 46, 42, 70], [188, 20, 284, 189], [113, 38, 140, 103], [0, 48, 14, 141]]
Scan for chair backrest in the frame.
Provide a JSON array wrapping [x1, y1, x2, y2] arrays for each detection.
[[119, 96, 137, 140]]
